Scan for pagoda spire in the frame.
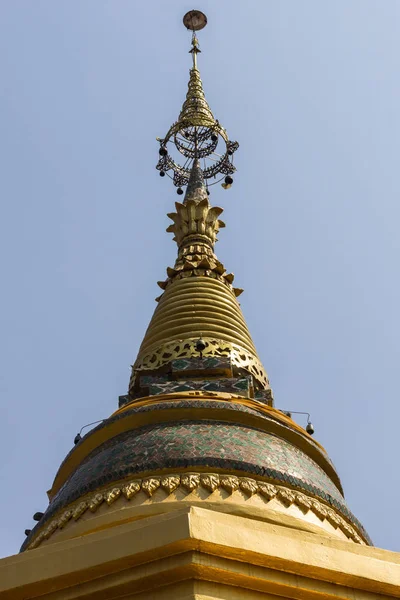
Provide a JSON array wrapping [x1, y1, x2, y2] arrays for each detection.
[[129, 12, 270, 399], [19, 11, 373, 562]]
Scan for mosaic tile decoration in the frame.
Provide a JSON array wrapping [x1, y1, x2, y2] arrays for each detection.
[[118, 394, 130, 407], [146, 377, 252, 397], [255, 389, 273, 403], [51, 421, 343, 509], [34, 418, 369, 545], [171, 356, 232, 376], [57, 400, 339, 483]]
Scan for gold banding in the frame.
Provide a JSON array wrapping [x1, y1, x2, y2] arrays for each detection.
[[131, 276, 268, 390], [164, 68, 224, 140]]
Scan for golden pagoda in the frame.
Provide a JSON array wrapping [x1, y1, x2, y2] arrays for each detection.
[[1, 10, 399, 600]]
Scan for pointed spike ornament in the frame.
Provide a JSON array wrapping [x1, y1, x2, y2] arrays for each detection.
[[156, 11, 239, 191], [184, 158, 208, 202]]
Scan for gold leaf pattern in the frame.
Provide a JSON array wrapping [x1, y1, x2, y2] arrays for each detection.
[[220, 475, 240, 494], [167, 199, 224, 247], [277, 489, 296, 507], [106, 488, 121, 506], [43, 520, 58, 540], [122, 481, 141, 500], [258, 482, 277, 500], [26, 474, 365, 550], [200, 473, 220, 492], [311, 500, 328, 520], [142, 477, 161, 497], [239, 478, 258, 496], [72, 502, 87, 521], [161, 475, 181, 495], [89, 493, 104, 512], [58, 510, 72, 529], [326, 509, 341, 528], [294, 492, 312, 513], [181, 473, 200, 492]]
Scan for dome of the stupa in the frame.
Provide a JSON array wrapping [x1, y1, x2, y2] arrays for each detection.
[[22, 395, 370, 550]]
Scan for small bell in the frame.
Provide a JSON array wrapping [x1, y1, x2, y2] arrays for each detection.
[[195, 336, 206, 358], [221, 175, 233, 190], [177, 187, 184, 195], [159, 147, 168, 156], [306, 421, 314, 435], [159, 170, 165, 177], [211, 133, 218, 142]]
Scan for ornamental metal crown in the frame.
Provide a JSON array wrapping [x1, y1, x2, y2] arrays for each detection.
[[156, 10, 239, 195]]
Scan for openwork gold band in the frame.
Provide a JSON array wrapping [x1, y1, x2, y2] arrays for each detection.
[[131, 337, 270, 391]]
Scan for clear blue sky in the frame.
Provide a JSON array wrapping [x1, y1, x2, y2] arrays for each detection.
[[1, 1, 399, 556]]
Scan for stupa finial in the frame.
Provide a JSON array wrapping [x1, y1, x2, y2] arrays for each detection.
[[156, 10, 239, 195]]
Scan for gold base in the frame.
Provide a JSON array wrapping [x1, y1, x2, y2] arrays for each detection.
[[2, 507, 399, 599]]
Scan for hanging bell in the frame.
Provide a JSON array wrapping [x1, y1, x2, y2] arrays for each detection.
[[159, 147, 168, 156], [159, 170, 165, 177], [177, 187, 184, 195], [221, 175, 233, 189], [306, 421, 314, 435], [211, 133, 218, 142], [195, 337, 206, 358]]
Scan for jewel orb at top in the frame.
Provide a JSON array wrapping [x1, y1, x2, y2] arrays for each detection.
[[183, 10, 207, 31], [156, 12, 239, 194]]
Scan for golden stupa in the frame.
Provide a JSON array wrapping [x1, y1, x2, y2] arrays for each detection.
[[1, 10, 399, 600]]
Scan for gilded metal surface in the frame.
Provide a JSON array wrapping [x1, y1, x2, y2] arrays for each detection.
[[131, 275, 269, 391], [167, 197, 224, 246], [141, 477, 161, 497], [220, 475, 240, 494], [240, 478, 258, 496], [156, 33, 239, 189], [122, 481, 141, 500], [106, 488, 121, 506], [159, 238, 244, 298], [131, 335, 269, 391], [26, 473, 367, 550], [177, 66, 215, 129], [161, 475, 180, 494]]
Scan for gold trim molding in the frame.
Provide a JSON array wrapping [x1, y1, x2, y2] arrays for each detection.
[[131, 337, 270, 390], [27, 473, 366, 550]]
